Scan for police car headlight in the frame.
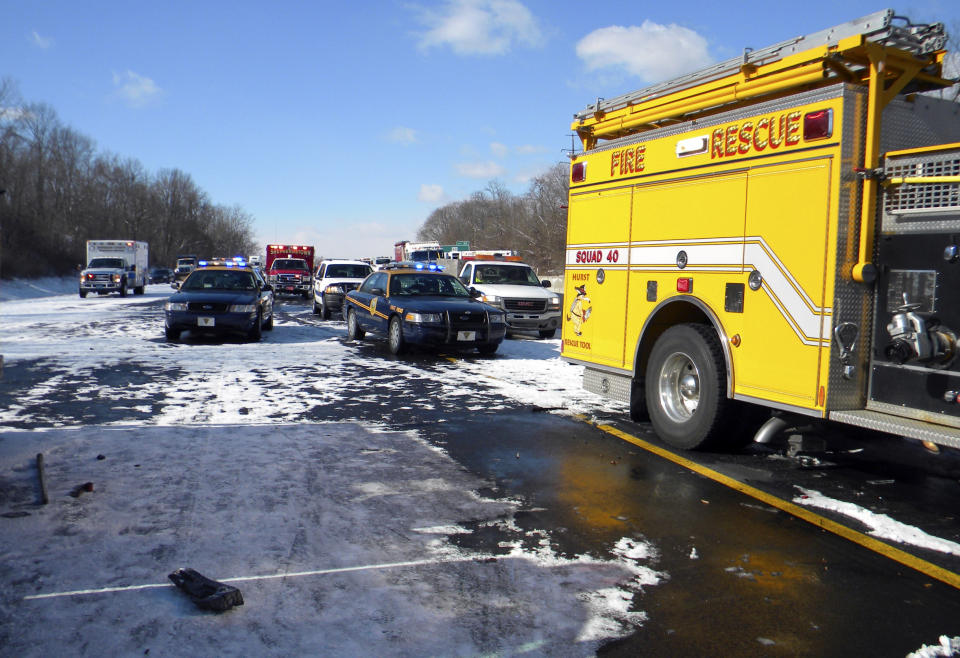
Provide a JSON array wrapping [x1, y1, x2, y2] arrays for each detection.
[[405, 312, 442, 323], [482, 294, 502, 306], [548, 296, 561, 309], [165, 302, 187, 311], [325, 284, 344, 295], [229, 304, 257, 313]]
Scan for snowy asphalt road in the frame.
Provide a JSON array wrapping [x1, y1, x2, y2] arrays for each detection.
[[2, 283, 960, 656]]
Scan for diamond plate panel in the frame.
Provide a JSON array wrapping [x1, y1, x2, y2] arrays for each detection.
[[583, 368, 632, 404]]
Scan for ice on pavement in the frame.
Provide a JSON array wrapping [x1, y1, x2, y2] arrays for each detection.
[[0, 282, 661, 654], [0, 422, 662, 655]]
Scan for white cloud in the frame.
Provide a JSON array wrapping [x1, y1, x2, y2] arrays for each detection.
[[576, 21, 711, 83], [31, 31, 53, 49], [387, 126, 418, 145], [414, 0, 543, 56], [515, 144, 546, 155], [418, 184, 446, 202], [112, 70, 162, 108], [513, 163, 551, 184], [456, 161, 505, 178], [490, 142, 508, 158], [0, 107, 31, 122]]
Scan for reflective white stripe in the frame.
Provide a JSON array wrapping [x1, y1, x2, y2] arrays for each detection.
[[566, 237, 832, 346]]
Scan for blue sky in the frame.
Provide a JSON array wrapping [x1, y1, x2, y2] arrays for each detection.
[[4, 1, 960, 260]]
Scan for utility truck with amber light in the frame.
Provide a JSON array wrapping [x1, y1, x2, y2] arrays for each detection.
[[562, 9, 960, 455]]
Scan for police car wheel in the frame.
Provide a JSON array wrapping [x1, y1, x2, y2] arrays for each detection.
[[165, 326, 180, 342], [320, 301, 330, 320], [388, 316, 406, 355], [347, 309, 364, 340], [79, 290, 87, 299], [263, 312, 273, 331], [645, 323, 730, 450], [312, 298, 320, 315], [248, 311, 263, 341]]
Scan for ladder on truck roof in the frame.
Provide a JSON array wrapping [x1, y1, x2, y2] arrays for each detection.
[[573, 9, 952, 149]]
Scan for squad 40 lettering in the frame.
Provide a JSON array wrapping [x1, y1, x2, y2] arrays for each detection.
[[575, 249, 619, 264]]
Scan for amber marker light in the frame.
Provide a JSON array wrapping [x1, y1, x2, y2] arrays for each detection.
[[730, 334, 741, 347]]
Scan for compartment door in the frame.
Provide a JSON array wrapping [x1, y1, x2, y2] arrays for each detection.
[[736, 159, 833, 408]]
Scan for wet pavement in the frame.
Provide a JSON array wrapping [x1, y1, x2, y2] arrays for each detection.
[[2, 294, 959, 654]]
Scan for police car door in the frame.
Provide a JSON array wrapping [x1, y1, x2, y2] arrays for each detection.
[[357, 272, 387, 332]]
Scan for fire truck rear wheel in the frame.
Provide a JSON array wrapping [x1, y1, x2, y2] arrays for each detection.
[[645, 323, 730, 450], [388, 316, 406, 355], [347, 309, 364, 340]]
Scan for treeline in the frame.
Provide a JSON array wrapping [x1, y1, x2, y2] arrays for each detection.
[[416, 163, 569, 275], [0, 79, 258, 278]]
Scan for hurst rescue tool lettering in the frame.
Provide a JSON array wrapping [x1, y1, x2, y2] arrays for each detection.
[[564, 338, 592, 350], [610, 144, 646, 176], [711, 111, 801, 159]]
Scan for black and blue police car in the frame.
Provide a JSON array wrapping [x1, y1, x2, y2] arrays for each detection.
[[164, 259, 274, 342], [343, 261, 506, 355]]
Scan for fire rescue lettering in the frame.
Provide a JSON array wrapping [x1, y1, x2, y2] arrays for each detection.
[[711, 112, 801, 159], [610, 145, 645, 176]]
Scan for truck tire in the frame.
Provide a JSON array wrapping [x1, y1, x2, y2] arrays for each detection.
[[119, 282, 127, 297], [388, 316, 406, 355], [134, 285, 144, 295], [347, 309, 364, 340], [79, 290, 87, 299], [645, 323, 731, 450], [539, 329, 556, 339]]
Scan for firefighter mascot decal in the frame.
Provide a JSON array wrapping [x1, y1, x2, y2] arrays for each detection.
[[567, 285, 592, 336]]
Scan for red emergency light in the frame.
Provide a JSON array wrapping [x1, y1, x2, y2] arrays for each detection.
[[803, 109, 832, 141], [676, 278, 693, 293], [571, 162, 586, 183]]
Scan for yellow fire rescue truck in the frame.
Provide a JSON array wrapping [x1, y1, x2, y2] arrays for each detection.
[[562, 10, 960, 451]]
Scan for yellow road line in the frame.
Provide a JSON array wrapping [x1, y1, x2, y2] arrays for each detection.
[[594, 422, 960, 591]]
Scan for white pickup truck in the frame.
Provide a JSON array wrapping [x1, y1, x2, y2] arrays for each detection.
[[457, 260, 561, 338]]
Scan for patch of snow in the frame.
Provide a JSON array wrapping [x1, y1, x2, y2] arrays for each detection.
[[908, 636, 960, 657], [794, 487, 960, 556]]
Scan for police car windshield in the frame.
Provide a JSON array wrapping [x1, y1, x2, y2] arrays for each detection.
[[389, 273, 471, 297], [182, 270, 256, 291], [475, 264, 539, 285], [88, 258, 126, 269]]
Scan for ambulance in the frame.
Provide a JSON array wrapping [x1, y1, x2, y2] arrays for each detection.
[[563, 10, 960, 452]]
